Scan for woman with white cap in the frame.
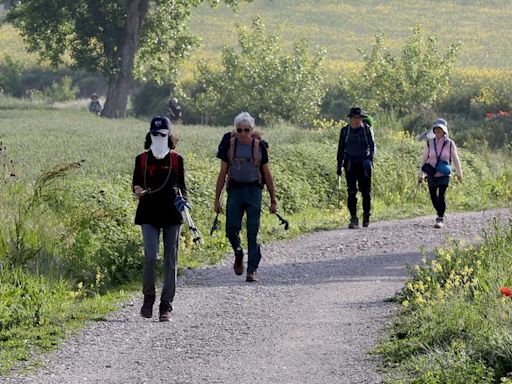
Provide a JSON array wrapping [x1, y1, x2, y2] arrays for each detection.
[[133, 116, 188, 321], [418, 119, 463, 228]]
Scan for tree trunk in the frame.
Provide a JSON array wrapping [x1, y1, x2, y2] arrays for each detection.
[[102, 0, 148, 118]]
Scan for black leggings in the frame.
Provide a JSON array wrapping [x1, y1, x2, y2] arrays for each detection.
[[428, 184, 448, 218]]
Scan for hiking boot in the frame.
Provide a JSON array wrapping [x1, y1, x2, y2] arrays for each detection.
[[140, 294, 155, 319], [159, 303, 172, 322], [434, 217, 444, 229], [362, 213, 370, 228], [348, 217, 359, 229], [246, 270, 258, 282], [233, 249, 244, 276]]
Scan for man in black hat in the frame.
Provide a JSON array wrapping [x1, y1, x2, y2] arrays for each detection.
[[336, 107, 376, 228]]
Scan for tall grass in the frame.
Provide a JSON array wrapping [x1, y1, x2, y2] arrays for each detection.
[[378, 220, 512, 383]]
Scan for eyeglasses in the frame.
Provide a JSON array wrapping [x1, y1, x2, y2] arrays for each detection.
[[236, 128, 251, 133], [150, 131, 167, 137]]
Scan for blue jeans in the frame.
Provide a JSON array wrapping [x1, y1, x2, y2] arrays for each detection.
[[141, 224, 181, 309], [226, 185, 262, 273]]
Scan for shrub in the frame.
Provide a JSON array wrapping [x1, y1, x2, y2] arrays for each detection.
[[339, 26, 461, 116], [191, 18, 326, 126], [44, 76, 79, 103]]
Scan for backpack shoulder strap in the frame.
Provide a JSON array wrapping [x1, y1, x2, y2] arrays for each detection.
[[252, 138, 260, 166], [171, 150, 180, 176], [139, 151, 148, 173], [228, 132, 237, 165]]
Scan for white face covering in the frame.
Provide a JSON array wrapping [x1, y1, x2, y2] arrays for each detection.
[[150, 130, 170, 159]]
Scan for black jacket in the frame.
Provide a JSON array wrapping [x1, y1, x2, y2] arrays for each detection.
[[132, 150, 187, 227], [337, 124, 376, 173]]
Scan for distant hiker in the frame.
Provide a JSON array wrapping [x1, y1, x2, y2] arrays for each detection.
[[214, 111, 278, 282], [132, 116, 188, 321], [167, 97, 183, 123], [88, 93, 103, 115], [336, 107, 376, 229], [418, 119, 463, 228]]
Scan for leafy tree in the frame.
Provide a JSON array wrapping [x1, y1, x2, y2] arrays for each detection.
[[192, 18, 326, 126], [7, 0, 250, 118], [346, 26, 461, 116]]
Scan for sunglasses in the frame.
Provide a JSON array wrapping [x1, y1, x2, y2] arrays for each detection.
[[236, 128, 251, 133], [150, 131, 167, 137]]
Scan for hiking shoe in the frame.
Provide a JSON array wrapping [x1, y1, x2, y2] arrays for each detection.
[[140, 295, 155, 319], [348, 217, 359, 229], [362, 213, 370, 228], [234, 249, 244, 276], [434, 217, 444, 229], [159, 304, 172, 322], [246, 270, 258, 282]]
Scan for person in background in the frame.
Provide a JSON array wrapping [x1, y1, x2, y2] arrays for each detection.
[[132, 116, 188, 321], [167, 97, 183, 123], [336, 107, 376, 229], [418, 119, 463, 228], [214, 112, 278, 282], [88, 93, 103, 115]]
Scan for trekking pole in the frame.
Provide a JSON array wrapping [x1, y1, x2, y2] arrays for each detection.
[[210, 190, 224, 237], [327, 176, 342, 209], [337, 175, 342, 208], [263, 200, 289, 231], [210, 212, 221, 237], [406, 178, 423, 201], [176, 188, 203, 245]]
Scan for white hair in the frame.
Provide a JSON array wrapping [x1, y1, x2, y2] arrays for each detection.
[[234, 111, 255, 129]]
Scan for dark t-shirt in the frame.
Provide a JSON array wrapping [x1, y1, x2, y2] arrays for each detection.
[[216, 132, 269, 165]]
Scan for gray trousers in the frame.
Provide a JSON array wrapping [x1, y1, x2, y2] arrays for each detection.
[[141, 224, 181, 309]]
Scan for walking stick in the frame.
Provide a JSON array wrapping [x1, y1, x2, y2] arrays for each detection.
[[263, 200, 289, 231], [327, 175, 342, 209], [337, 175, 341, 208], [176, 188, 203, 245], [210, 212, 221, 237]]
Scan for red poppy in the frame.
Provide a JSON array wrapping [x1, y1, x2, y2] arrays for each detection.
[[500, 287, 512, 297]]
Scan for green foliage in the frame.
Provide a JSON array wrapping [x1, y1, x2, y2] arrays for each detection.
[[0, 54, 25, 97], [191, 18, 326, 126], [378, 222, 512, 383], [131, 81, 173, 118], [344, 26, 461, 116], [7, 0, 251, 117], [44, 76, 79, 103]]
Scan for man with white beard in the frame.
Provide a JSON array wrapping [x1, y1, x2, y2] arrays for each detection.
[[132, 116, 188, 322]]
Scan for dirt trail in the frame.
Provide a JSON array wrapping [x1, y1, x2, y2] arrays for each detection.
[[4, 209, 509, 384]]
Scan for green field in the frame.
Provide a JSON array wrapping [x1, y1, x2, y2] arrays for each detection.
[[2, 1, 512, 72], [190, 0, 512, 70]]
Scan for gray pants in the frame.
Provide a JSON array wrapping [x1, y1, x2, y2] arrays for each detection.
[[141, 224, 181, 309]]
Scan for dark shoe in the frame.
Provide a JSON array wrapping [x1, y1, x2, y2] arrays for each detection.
[[348, 217, 359, 229], [362, 213, 370, 227], [246, 270, 258, 282], [140, 295, 155, 319], [233, 249, 244, 276], [434, 216, 444, 229], [159, 304, 172, 322]]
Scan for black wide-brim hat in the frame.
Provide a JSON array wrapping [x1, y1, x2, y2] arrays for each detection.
[[347, 107, 367, 117]]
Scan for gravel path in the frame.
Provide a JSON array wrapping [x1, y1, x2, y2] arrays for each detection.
[[4, 209, 510, 384]]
